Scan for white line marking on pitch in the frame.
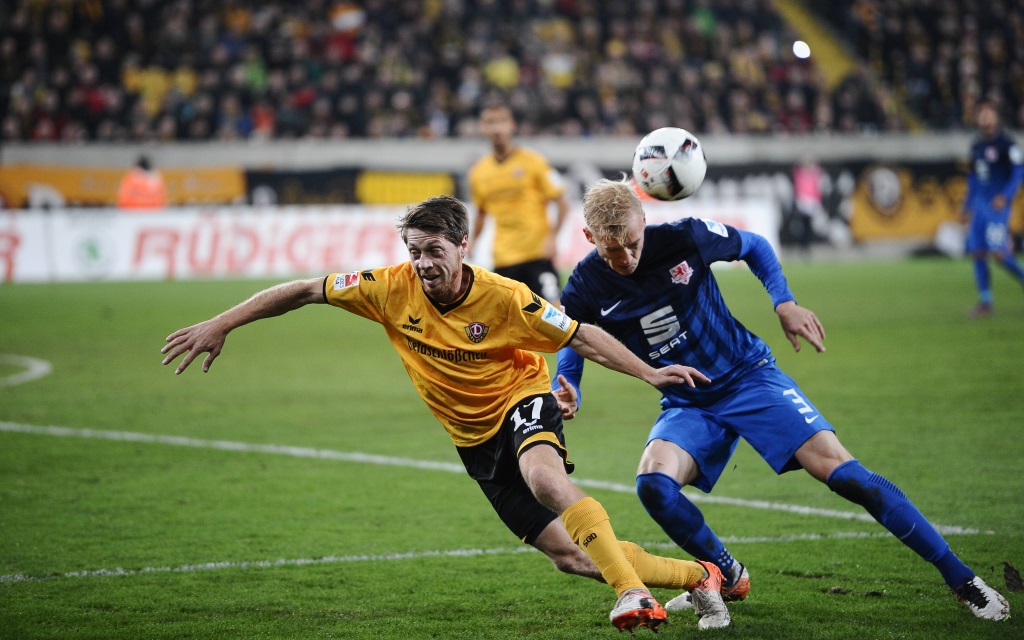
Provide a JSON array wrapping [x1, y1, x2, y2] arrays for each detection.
[[1, 532, 907, 584], [0, 355, 52, 388], [0, 421, 980, 536]]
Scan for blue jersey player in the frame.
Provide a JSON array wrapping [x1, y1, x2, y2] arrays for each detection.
[[551, 178, 1010, 622], [962, 101, 1024, 317]]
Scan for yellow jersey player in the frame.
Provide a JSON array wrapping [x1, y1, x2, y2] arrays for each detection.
[[162, 195, 730, 632], [469, 105, 570, 304]]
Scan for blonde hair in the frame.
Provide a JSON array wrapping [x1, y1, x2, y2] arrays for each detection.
[[582, 178, 643, 243]]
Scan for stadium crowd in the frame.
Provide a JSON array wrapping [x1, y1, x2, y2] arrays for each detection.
[[815, 0, 1024, 130], [2, 0, 912, 143], [3, 0, 1020, 143]]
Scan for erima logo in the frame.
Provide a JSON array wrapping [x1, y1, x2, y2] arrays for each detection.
[[522, 293, 543, 314], [401, 315, 423, 333], [641, 306, 688, 359]]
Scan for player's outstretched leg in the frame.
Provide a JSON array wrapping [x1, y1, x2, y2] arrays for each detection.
[[827, 459, 1010, 621], [561, 496, 668, 632], [637, 472, 749, 601]]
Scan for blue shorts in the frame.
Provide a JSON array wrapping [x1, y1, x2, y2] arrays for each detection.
[[966, 205, 1012, 254], [647, 362, 834, 493]]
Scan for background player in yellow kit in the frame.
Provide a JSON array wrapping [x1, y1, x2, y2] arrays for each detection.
[[469, 105, 570, 303], [161, 195, 730, 632]]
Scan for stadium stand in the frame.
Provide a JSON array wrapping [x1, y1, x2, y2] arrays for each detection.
[[813, 0, 1024, 130], [2, 0, 916, 142]]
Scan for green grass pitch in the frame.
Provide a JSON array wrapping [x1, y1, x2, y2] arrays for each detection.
[[1, 258, 1022, 639]]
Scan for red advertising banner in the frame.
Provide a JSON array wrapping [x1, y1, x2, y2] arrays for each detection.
[[1, 202, 778, 283]]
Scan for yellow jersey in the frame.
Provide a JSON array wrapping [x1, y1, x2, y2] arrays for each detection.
[[468, 147, 565, 267], [324, 263, 579, 447]]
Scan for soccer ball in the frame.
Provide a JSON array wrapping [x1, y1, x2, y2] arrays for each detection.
[[631, 127, 707, 200]]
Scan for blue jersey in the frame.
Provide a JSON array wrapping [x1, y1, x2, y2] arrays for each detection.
[[966, 131, 1023, 212], [560, 218, 791, 407]]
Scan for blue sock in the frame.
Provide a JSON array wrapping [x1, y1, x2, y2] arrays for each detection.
[[636, 472, 737, 582], [1000, 255, 1024, 283], [973, 259, 992, 304], [826, 460, 974, 589]]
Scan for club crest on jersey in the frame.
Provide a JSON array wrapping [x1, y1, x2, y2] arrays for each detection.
[[669, 260, 694, 285], [464, 322, 489, 343], [333, 272, 361, 290]]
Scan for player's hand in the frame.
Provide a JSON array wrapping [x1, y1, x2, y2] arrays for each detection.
[[776, 300, 825, 353], [645, 364, 711, 389], [553, 374, 579, 419], [161, 319, 229, 374]]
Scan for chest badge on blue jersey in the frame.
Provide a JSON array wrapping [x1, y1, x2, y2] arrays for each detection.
[[669, 260, 694, 285], [465, 322, 489, 343]]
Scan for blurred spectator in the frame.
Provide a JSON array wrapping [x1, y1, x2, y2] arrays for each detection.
[[791, 156, 826, 255], [116, 155, 168, 210]]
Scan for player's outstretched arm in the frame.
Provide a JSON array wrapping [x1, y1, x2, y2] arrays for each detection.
[[775, 300, 826, 353], [569, 323, 711, 389], [161, 277, 325, 374]]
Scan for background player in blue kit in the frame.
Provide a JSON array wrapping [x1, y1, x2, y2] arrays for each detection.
[[962, 100, 1024, 317], [552, 178, 1010, 621]]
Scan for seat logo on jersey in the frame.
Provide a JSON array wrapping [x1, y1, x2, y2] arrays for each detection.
[[669, 261, 694, 285], [333, 272, 361, 290], [402, 316, 424, 334], [641, 305, 688, 359]]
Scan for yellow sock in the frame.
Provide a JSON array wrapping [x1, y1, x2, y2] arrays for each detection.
[[619, 541, 706, 590], [561, 497, 646, 596]]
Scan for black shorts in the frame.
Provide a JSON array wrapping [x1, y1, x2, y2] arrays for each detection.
[[456, 393, 574, 545], [495, 259, 561, 302]]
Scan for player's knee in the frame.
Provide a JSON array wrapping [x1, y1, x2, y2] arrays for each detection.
[[636, 472, 698, 520], [826, 460, 906, 516]]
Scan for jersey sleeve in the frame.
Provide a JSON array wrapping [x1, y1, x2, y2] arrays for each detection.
[[506, 282, 579, 353], [738, 231, 795, 308], [323, 269, 387, 323], [683, 218, 743, 264]]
